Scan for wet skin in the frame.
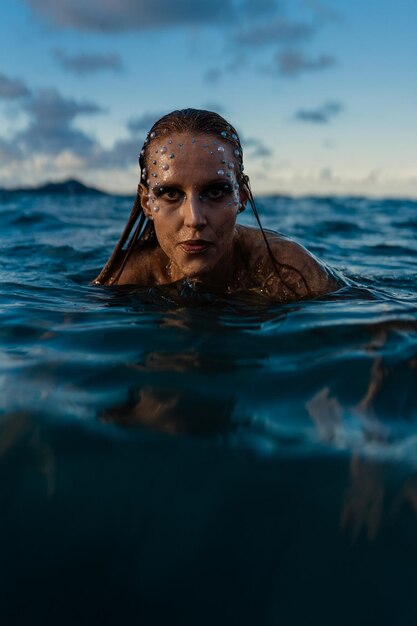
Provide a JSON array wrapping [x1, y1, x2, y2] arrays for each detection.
[[112, 132, 337, 300]]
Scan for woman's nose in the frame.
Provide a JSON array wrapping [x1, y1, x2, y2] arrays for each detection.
[[183, 194, 207, 229]]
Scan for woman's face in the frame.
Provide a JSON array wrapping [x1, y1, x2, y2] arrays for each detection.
[[140, 132, 244, 283]]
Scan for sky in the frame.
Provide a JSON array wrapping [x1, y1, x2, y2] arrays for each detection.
[[0, 0, 416, 197]]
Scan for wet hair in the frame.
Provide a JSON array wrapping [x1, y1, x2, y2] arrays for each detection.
[[95, 108, 308, 294]]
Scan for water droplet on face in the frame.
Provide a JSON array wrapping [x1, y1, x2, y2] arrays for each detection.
[[210, 151, 214, 155], [226, 173, 231, 178], [202, 144, 209, 148], [152, 173, 157, 177], [217, 169, 225, 176], [168, 139, 172, 144], [153, 205, 160, 212], [150, 131, 156, 139], [179, 143, 183, 147], [162, 164, 169, 170], [213, 140, 218, 145], [218, 146, 225, 152], [228, 200, 232, 206], [228, 162, 235, 169], [221, 159, 226, 164], [152, 159, 157, 165], [160, 147, 167, 153], [169, 153, 174, 158], [192, 138, 197, 143], [234, 149, 240, 157]]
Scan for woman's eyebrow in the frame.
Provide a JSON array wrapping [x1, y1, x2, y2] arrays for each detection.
[[153, 178, 231, 190], [199, 178, 232, 187]]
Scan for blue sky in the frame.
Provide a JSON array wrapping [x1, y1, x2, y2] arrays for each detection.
[[0, 0, 416, 197]]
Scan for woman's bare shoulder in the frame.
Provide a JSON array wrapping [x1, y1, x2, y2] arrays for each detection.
[[236, 225, 338, 299], [102, 246, 166, 286]]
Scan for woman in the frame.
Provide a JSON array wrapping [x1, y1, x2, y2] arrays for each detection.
[[95, 108, 338, 300]]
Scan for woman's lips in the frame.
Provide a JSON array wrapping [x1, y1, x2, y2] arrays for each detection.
[[179, 240, 212, 254]]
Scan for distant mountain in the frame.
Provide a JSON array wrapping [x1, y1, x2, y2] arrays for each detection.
[[0, 178, 108, 197]]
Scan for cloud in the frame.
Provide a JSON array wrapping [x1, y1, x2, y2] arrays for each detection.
[[91, 136, 142, 169], [241, 136, 273, 159], [0, 89, 103, 162], [52, 48, 123, 75], [234, 17, 315, 47], [204, 69, 222, 83], [24, 0, 235, 31], [294, 101, 343, 123], [0, 73, 31, 99], [274, 50, 335, 76], [127, 112, 166, 135]]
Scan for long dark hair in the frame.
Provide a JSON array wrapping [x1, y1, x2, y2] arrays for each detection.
[[94, 108, 307, 293]]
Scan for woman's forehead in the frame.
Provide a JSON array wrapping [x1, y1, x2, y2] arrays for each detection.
[[144, 132, 240, 183]]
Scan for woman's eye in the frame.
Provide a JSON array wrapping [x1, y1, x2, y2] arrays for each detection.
[[205, 185, 231, 201], [157, 188, 182, 202], [207, 188, 224, 200], [165, 190, 180, 201]]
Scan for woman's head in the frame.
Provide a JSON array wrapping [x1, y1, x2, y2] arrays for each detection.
[[135, 110, 250, 281]]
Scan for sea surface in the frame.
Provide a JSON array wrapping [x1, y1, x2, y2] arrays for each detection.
[[1, 192, 417, 625]]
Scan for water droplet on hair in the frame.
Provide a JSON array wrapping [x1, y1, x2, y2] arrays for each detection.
[[140, 149, 145, 156], [217, 169, 225, 176], [169, 153, 174, 158], [220, 131, 227, 138], [162, 164, 169, 170], [150, 131, 156, 139], [232, 133, 238, 141], [210, 151, 214, 155], [234, 149, 240, 157], [226, 173, 231, 178], [160, 146, 167, 153], [213, 140, 218, 145], [218, 146, 225, 152], [221, 159, 226, 164], [202, 144, 209, 148], [228, 201, 232, 206], [228, 162, 235, 169]]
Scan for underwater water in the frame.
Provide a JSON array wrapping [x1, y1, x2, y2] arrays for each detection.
[[1, 192, 417, 625]]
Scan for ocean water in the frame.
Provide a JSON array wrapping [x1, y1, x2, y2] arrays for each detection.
[[1, 192, 417, 625]]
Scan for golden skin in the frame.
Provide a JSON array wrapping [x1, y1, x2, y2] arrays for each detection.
[[112, 132, 337, 300]]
